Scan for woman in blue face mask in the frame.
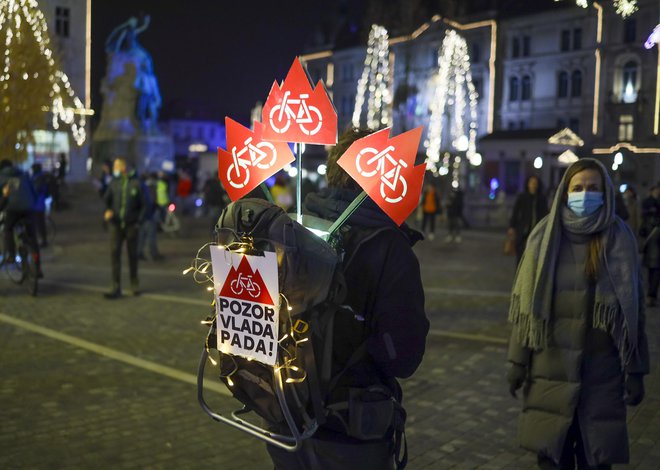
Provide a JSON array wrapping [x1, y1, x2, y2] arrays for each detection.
[[506, 158, 649, 470]]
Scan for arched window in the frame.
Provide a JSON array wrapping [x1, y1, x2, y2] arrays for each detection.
[[621, 60, 638, 103], [557, 71, 568, 98], [509, 76, 519, 101], [571, 70, 582, 97], [521, 75, 531, 100]]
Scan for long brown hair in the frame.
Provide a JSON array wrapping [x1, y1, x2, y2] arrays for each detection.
[[562, 159, 606, 280]]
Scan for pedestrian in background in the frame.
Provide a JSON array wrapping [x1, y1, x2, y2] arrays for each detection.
[[445, 187, 463, 243], [137, 172, 163, 262], [508, 175, 548, 266], [622, 186, 640, 237], [202, 173, 226, 233], [103, 158, 146, 298], [30, 163, 50, 248], [420, 182, 440, 240], [639, 185, 660, 238], [507, 158, 649, 470]]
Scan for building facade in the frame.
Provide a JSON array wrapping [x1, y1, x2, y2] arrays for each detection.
[[36, 0, 92, 181], [301, 0, 660, 216]]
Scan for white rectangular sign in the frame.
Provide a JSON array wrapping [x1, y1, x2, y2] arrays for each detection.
[[210, 246, 280, 366]]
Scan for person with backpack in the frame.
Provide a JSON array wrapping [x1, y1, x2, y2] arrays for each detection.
[[103, 158, 146, 298], [266, 128, 430, 469], [0, 159, 42, 277]]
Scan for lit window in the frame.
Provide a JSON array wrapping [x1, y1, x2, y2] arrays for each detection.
[[621, 61, 638, 103], [557, 71, 568, 98], [571, 70, 582, 97], [618, 115, 634, 141], [55, 6, 70, 38]]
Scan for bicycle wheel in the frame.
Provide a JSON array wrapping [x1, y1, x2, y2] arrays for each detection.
[[299, 106, 322, 136], [268, 105, 291, 134], [355, 147, 381, 178], [6, 246, 25, 284]]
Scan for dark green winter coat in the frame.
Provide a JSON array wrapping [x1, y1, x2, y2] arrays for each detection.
[[103, 174, 146, 226], [508, 230, 650, 466]]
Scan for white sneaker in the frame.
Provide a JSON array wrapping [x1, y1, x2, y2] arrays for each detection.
[[428, 233, 435, 241]]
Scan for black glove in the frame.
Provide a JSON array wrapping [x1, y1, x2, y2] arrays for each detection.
[[507, 362, 527, 398], [624, 374, 645, 406]]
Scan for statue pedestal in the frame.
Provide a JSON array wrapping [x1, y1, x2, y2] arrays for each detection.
[[92, 132, 174, 174]]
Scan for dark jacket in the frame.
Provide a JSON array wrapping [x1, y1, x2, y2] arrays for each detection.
[[0, 166, 37, 213], [103, 173, 146, 226], [642, 226, 660, 268], [640, 195, 660, 238], [446, 188, 464, 218], [508, 230, 650, 465], [509, 191, 548, 239], [304, 188, 429, 381]]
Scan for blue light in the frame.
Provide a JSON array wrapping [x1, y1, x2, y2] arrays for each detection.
[[619, 184, 628, 193], [195, 198, 203, 207], [490, 178, 500, 191]]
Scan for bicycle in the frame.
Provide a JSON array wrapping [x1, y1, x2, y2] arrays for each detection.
[[227, 137, 277, 189], [0, 213, 40, 296], [230, 273, 261, 299], [355, 145, 408, 203], [268, 90, 322, 136]]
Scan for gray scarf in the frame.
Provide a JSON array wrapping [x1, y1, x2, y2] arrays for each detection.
[[509, 158, 642, 367]]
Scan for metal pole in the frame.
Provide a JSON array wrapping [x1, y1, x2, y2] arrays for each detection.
[[296, 143, 303, 223], [326, 191, 368, 237]]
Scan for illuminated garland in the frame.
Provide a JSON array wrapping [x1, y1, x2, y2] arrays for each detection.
[[353, 24, 392, 129], [555, 0, 638, 18], [0, 0, 87, 160], [425, 29, 479, 183], [184, 241, 307, 387]]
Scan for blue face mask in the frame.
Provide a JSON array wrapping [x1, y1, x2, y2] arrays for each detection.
[[567, 191, 604, 217]]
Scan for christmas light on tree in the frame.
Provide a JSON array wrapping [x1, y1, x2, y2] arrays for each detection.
[[0, 0, 87, 162], [555, 0, 638, 18], [425, 29, 479, 183], [353, 24, 392, 129]]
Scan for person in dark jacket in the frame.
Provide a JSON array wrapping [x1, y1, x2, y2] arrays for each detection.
[[0, 159, 42, 276], [267, 129, 430, 470], [508, 175, 549, 266], [640, 185, 660, 238], [445, 187, 464, 243], [103, 158, 146, 298], [507, 158, 649, 470], [137, 172, 163, 262]]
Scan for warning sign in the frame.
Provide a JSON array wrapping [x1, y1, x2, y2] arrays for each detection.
[[210, 246, 280, 366]]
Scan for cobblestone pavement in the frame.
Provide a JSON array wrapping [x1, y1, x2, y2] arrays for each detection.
[[0, 185, 658, 469]]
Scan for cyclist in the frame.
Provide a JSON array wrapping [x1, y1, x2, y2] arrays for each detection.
[[0, 159, 42, 277], [31, 163, 51, 247]]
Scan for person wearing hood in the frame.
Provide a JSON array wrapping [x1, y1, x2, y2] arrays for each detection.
[[508, 175, 549, 266], [507, 158, 649, 469], [266, 128, 430, 470]]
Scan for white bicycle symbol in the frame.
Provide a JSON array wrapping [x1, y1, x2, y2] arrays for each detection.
[[227, 137, 277, 189], [269, 90, 323, 136], [355, 145, 408, 204], [230, 273, 262, 299]]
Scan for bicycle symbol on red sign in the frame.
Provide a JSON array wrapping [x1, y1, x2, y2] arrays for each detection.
[[355, 145, 408, 203], [229, 273, 262, 299], [226, 137, 277, 189], [268, 90, 323, 136]]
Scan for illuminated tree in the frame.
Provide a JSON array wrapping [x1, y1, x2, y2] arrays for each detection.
[[0, 0, 86, 163], [557, 0, 638, 18]]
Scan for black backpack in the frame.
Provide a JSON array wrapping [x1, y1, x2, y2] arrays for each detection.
[[196, 198, 407, 466]]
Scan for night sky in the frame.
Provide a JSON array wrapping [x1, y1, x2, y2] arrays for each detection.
[[91, 0, 332, 127]]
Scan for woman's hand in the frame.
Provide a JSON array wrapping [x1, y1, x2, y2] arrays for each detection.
[[507, 362, 527, 398]]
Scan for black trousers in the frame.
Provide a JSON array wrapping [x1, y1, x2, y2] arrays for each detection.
[[537, 416, 611, 470], [648, 267, 660, 299], [109, 223, 139, 292], [421, 212, 436, 234]]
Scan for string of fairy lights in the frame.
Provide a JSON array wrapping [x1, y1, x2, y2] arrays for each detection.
[[556, 0, 638, 18], [425, 29, 479, 187], [0, 0, 87, 146], [184, 240, 308, 387], [353, 24, 393, 129]]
